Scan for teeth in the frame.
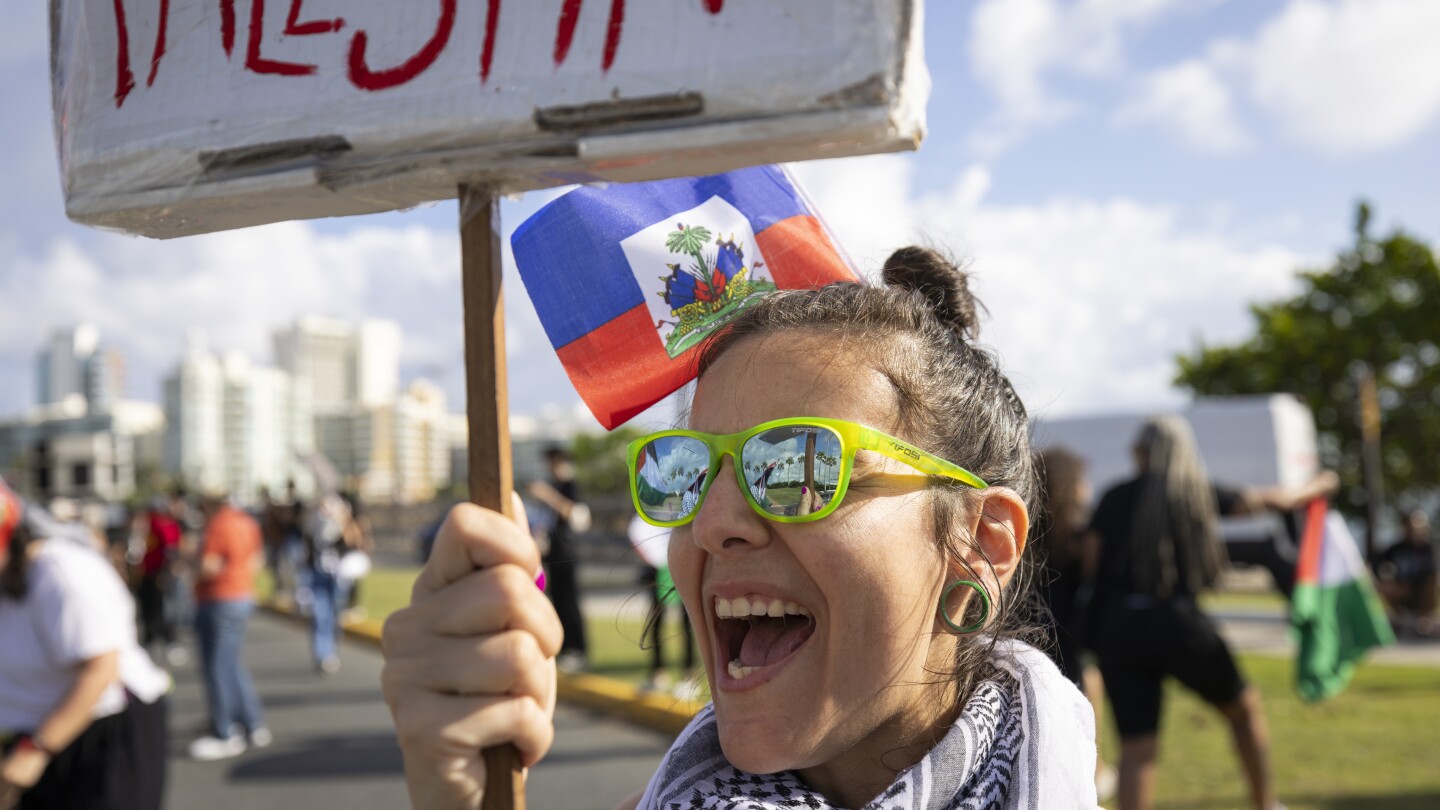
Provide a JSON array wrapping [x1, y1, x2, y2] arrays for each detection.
[[714, 595, 810, 620], [727, 659, 760, 679]]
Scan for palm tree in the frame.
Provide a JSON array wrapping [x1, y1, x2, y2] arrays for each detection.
[[666, 223, 718, 298]]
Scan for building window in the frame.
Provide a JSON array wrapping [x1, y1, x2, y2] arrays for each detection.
[[72, 463, 90, 489]]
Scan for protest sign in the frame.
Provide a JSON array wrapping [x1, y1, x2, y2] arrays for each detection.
[[54, 0, 927, 239]]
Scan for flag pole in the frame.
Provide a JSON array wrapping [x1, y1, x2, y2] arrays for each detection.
[[459, 184, 525, 810]]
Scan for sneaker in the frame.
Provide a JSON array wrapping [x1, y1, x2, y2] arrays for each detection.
[[318, 656, 341, 676], [189, 734, 247, 761], [556, 651, 588, 674], [672, 679, 702, 702], [249, 727, 273, 749], [1095, 764, 1118, 803], [165, 644, 190, 667], [642, 671, 673, 693]]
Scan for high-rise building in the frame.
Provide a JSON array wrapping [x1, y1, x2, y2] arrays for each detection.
[[0, 399, 163, 503], [357, 319, 401, 408], [316, 380, 449, 504], [35, 324, 124, 410], [2, 325, 154, 503], [164, 339, 313, 499], [274, 316, 400, 414]]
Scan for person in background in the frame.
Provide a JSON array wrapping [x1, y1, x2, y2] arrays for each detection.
[[627, 515, 697, 696], [188, 494, 269, 761], [0, 477, 171, 810], [306, 494, 363, 675], [163, 489, 198, 650], [339, 491, 373, 623], [528, 446, 590, 672], [136, 497, 183, 666], [258, 487, 284, 594], [1375, 509, 1436, 637], [1085, 416, 1339, 810], [270, 480, 306, 608], [1032, 446, 1115, 801]]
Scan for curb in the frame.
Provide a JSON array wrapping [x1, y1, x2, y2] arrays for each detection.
[[259, 599, 702, 736]]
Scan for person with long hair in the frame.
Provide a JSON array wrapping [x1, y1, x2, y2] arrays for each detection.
[[1086, 416, 1336, 810], [1032, 446, 1115, 800], [381, 247, 1099, 809], [0, 479, 171, 809]]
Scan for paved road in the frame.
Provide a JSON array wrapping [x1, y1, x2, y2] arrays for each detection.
[[162, 586, 1439, 809], [166, 612, 671, 810]]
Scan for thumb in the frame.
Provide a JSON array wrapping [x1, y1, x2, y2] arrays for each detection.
[[511, 491, 530, 536]]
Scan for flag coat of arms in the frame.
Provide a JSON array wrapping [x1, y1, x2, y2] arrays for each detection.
[[1291, 499, 1395, 702], [513, 166, 857, 429]]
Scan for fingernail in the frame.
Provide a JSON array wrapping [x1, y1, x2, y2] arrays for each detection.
[[535, 570, 547, 591], [801, 486, 808, 495]]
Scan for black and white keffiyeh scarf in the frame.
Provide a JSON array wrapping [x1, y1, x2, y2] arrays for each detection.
[[635, 640, 1098, 810]]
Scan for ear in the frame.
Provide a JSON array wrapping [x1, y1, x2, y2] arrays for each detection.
[[950, 487, 1029, 594]]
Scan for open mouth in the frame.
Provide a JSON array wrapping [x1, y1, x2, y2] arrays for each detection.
[[713, 595, 817, 684]]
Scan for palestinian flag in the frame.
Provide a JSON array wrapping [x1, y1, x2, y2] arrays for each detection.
[[1291, 499, 1395, 702]]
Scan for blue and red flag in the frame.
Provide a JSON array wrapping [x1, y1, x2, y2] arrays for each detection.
[[512, 166, 858, 429]]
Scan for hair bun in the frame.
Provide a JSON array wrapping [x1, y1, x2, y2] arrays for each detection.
[[881, 246, 983, 340]]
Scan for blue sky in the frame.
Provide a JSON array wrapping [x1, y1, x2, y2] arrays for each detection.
[[2, 0, 1438, 427]]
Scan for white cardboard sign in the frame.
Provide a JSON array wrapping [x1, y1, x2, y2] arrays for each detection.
[[53, 0, 927, 238]]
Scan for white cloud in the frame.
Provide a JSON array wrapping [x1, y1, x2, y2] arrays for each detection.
[[968, 0, 1186, 155], [0, 218, 576, 418], [0, 153, 1319, 429], [1235, 0, 1440, 153], [789, 155, 1308, 418], [1115, 59, 1252, 153]]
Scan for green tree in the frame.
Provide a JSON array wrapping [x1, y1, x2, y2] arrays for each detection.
[[1175, 203, 1440, 511], [570, 426, 648, 498]]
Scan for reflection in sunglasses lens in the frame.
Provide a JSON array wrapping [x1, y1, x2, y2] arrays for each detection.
[[741, 426, 842, 518], [634, 436, 711, 523]]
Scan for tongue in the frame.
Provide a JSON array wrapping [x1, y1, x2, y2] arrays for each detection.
[[738, 617, 814, 668]]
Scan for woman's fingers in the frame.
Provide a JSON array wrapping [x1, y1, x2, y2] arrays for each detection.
[[384, 628, 555, 700], [390, 692, 556, 808], [385, 674, 558, 760], [390, 564, 563, 654], [412, 503, 540, 601]]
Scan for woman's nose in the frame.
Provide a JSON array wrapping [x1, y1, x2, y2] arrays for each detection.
[[688, 458, 772, 555]]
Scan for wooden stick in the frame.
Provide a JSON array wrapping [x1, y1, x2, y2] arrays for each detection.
[[459, 184, 526, 810]]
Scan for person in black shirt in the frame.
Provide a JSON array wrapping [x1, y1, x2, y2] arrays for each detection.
[[1375, 510, 1437, 636], [528, 447, 590, 672], [1085, 415, 1337, 810], [1033, 446, 1116, 800]]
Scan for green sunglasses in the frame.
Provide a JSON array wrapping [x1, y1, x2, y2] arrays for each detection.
[[627, 416, 988, 528]]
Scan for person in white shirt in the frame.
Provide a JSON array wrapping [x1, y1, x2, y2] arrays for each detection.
[[0, 480, 171, 810]]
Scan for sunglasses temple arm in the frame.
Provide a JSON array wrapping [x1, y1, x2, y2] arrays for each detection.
[[856, 428, 989, 489]]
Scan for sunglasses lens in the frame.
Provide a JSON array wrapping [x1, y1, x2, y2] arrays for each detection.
[[741, 425, 843, 518], [634, 435, 712, 523]]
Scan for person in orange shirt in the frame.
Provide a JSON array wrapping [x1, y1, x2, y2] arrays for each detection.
[[188, 495, 270, 761]]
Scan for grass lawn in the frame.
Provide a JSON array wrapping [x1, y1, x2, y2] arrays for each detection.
[[348, 567, 1440, 809]]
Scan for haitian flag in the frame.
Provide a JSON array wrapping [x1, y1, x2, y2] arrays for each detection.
[[513, 166, 857, 429], [1291, 499, 1395, 702]]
